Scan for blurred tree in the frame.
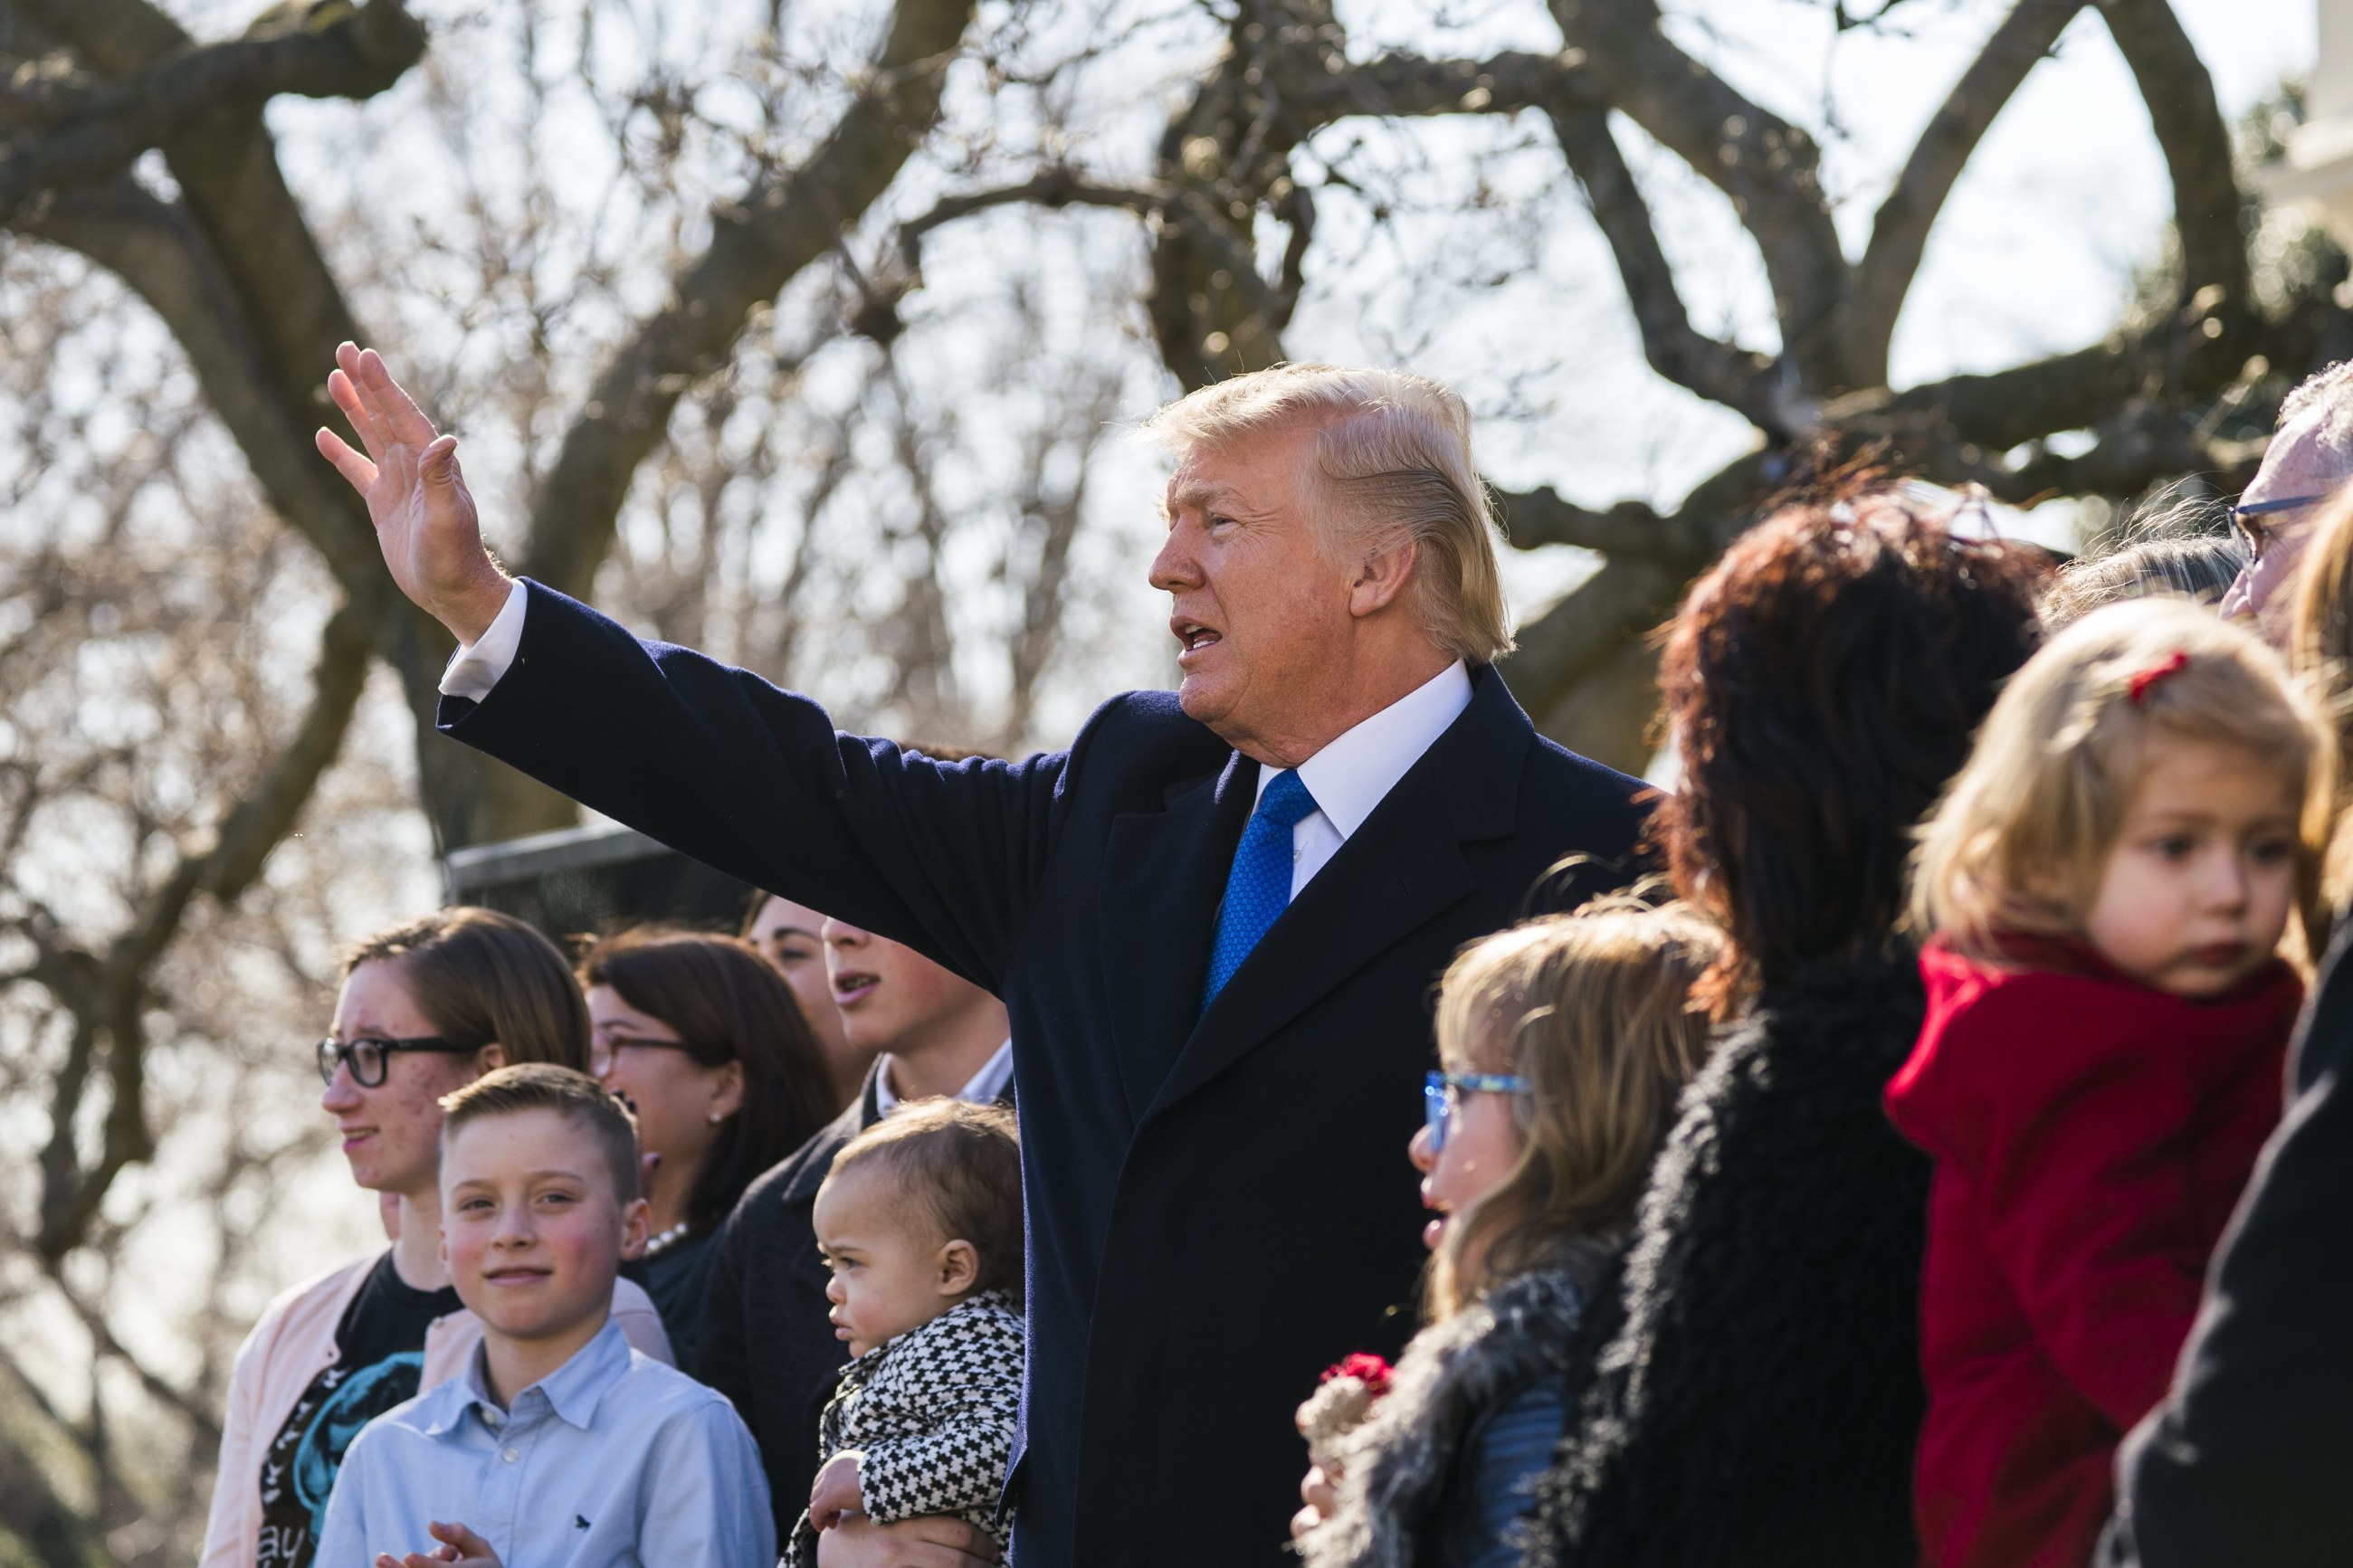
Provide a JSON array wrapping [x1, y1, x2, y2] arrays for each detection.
[[3, 0, 2350, 1560]]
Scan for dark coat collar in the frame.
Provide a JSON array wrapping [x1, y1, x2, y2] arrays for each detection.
[[1100, 665, 1537, 1127]]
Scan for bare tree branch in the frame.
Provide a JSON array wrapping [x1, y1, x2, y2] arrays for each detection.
[[0, 0, 424, 219], [519, 0, 980, 600], [1546, 0, 1853, 391], [30, 597, 372, 1262], [1542, 100, 1804, 437], [899, 167, 1161, 264], [1500, 556, 1690, 723], [1847, 0, 2087, 385], [1497, 486, 1718, 565], [2097, 0, 2248, 337]]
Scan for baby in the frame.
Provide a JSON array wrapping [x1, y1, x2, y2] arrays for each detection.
[[783, 1098, 1025, 1568]]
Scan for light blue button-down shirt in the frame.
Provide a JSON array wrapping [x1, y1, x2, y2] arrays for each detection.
[[317, 1317, 773, 1568]]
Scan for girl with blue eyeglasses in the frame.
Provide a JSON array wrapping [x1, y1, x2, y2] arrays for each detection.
[[1291, 899, 1722, 1568]]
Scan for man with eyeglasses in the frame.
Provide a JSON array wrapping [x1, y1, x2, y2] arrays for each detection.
[[2215, 362, 2353, 641]]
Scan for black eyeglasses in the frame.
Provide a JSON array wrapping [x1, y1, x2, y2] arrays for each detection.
[[2227, 493, 2330, 562], [316, 1034, 481, 1088]]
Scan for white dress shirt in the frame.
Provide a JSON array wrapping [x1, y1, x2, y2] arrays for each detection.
[[443, 583, 1472, 901], [1261, 660, 1473, 898], [441, 578, 530, 701], [872, 1038, 1015, 1117]]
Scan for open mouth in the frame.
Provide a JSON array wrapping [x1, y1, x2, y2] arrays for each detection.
[[833, 970, 881, 1007], [1171, 618, 1223, 662]]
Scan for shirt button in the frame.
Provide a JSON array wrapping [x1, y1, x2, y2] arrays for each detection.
[[502, 1448, 520, 1463]]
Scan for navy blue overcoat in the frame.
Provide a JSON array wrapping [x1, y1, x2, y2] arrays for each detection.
[[440, 580, 1650, 1566]]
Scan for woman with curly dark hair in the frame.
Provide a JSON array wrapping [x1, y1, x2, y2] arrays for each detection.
[[580, 926, 838, 1371], [1524, 485, 2049, 1568]]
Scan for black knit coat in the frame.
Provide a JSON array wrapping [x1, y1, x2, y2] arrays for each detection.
[[1524, 953, 1930, 1568]]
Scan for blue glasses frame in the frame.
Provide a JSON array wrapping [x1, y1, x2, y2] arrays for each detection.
[[1424, 1069, 1529, 1153]]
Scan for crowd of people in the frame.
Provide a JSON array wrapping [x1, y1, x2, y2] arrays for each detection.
[[190, 348, 2353, 1567]]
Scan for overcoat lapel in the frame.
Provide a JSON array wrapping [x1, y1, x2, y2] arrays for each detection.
[[1100, 752, 1256, 1121], [1140, 671, 1533, 1126]]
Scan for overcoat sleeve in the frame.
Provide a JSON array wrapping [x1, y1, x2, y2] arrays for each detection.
[[2104, 928, 2353, 1567], [439, 580, 1085, 990]]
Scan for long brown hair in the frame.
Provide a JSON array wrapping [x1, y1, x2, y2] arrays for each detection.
[[576, 927, 836, 1232], [1425, 899, 1724, 1319], [1652, 487, 2046, 1011], [342, 907, 588, 1070]]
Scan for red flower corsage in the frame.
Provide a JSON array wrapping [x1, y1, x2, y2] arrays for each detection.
[[1319, 1353, 1396, 1396]]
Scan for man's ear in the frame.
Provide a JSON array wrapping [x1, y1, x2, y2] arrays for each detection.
[[709, 1060, 746, 1124], [936, 1239, 980, 1297], [1347, 536, 1418, 619], [619, 1195, 650, 1261]]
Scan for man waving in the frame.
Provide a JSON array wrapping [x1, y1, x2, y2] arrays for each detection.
[[319, 345, 1648, 1567]]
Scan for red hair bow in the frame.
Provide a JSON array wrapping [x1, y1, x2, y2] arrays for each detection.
[[2128, 651, 2189, 706]]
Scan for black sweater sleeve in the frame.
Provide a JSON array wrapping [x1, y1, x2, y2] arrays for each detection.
[[441, 579, 1081, 991]]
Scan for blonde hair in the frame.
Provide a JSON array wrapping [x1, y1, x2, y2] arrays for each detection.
[[2290, 484, 2353, 921], [1913, 598, 2334, 959], [1140, 363, 1512, 666], [1424, 898, 1724, 1320]]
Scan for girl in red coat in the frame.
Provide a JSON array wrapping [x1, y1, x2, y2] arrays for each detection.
[[1887, 596, 2335, 1568]]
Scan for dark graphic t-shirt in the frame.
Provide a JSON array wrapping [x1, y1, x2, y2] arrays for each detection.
[[254, 1251, 461, 1568], [622, 1230, 715, 1377]]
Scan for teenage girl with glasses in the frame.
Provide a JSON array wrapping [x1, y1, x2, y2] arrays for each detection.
[[1291, 900, 1723, 1568], [202, 908, 673, 1568]]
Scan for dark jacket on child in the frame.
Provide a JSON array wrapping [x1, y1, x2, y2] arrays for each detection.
[[1526, 952, 1932, 1568], [780, 1290, 1026, 1568], [698, 1067, 882, 1542], [1886, 939, 2297, 1568], [1303, 1261, 1598, 1568]]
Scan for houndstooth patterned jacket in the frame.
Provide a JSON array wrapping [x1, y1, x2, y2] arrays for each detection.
[[781, 1289, 1024, 1568]]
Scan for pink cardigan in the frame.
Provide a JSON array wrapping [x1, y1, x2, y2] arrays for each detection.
[[197, 1252, 673, 1567]]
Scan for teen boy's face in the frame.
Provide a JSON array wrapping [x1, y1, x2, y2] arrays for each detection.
[[441, 1108, 648, 1348], [814, 1164, 963, 1357]]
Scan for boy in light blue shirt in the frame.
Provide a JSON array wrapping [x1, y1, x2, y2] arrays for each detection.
[[319, 1065, 772, 1568]]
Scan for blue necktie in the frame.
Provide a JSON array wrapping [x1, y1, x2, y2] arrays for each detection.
[[1202, 769, 1319, 1006]]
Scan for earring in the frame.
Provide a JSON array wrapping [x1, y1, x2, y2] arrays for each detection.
[[708, 1111, 723, 1124]]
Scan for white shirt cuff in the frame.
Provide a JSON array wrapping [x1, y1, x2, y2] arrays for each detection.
[[438, 579, 528, 701]]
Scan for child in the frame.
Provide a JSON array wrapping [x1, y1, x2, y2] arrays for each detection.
[[1889, 598, 2333, 1568], [783, 1099, 1024, 1568], [317, 1065, 774, 1568], [1296, 900, 1724, 1568]]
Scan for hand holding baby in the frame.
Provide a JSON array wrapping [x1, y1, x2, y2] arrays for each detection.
[[810, 1449, 869, 1532]]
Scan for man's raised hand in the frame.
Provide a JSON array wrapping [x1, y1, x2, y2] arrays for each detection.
[[316, 342, 512, 646]]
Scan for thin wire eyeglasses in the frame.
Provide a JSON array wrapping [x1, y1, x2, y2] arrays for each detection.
[[2227, 493, 2331, 563], [315, 1034, 478, 1088], [587, 1031, 699, 1078], [1424, 1069, 1530, 1154]]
